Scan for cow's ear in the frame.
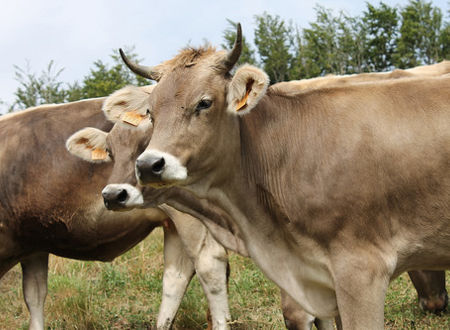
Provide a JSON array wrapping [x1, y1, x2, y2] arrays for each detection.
[[66, 127, 111, 163], [102, 85, 154, 126], [227, 65, 269, 116]]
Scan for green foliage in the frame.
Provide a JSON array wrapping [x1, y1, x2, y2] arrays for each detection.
[[300, 6, 367, 77], [440, 23, 450, 60], [67, 46, 149, 102], [221, 1, 448, 79], [362, 2, 399, 71], [254, 12, 294, 83], [9, 60, 67, 112], [7, 47, 149, 112], [395, 0, 444, 67]]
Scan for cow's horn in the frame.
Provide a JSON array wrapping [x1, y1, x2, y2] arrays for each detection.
[[222, 23, 242, 72], [119, 49, 160, 81]]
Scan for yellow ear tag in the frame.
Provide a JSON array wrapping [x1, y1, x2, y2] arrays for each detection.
[[236, 89, 250, 111], [91, 148, 108, 160], [122, 111, 146, 126]]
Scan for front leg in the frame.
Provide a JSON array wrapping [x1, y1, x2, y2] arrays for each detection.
[[332, 253, 391, 330], [21, 253, 49, 330], [194, 231, 231, 330], [161, 205, 232, 330], [157, 221, 195, 329]]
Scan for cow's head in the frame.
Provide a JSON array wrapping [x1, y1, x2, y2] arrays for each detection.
[[66, 85, 155, 210], [119, 24, 269, 189]]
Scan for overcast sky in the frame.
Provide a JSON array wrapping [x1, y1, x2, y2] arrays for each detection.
[[1, 0, 448, 112]]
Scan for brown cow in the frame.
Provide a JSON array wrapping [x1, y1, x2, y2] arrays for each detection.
[[0, 93, 232, 330], [70, 89, 447, 329], [77, 59, 449, 327], [97, 24, 449, 329]]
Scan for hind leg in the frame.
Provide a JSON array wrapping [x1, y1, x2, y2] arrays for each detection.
[[409, 270, 448, 314]]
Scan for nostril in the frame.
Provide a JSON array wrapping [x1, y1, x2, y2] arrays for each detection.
[[151, 157, 165, 174], [117, 189, 128, 203]]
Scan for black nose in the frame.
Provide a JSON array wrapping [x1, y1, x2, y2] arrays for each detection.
[[102, 188, 128, 210], [136, 155, 165, 184]]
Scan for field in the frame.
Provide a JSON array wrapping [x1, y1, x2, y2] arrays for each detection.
[[1, 228, 449, 329]]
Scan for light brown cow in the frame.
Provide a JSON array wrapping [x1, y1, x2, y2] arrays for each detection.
[[98, 24, 449, 329], [0, 94, 231, 330], [78, 58, 449, 327]]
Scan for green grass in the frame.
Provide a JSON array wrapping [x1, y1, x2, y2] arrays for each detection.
[[0, 228, 449, 329]]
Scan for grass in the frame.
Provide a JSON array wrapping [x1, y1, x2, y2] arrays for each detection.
[[0, 227, 448, 329]]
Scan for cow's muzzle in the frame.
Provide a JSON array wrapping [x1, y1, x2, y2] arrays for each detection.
[[102, 184, 144, 210], [135, 150, 187, 186]]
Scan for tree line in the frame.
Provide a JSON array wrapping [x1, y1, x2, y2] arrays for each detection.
[[3, 0, 449, 112]]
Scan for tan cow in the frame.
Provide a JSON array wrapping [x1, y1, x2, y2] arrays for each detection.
[[0, 93, 231, 330], [74, 56, 449, 327], [70, 87, 448, 330], [96, 24, 449, 329]]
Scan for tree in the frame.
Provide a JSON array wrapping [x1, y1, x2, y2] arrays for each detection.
[[395, 0, 444, 67], [9, 60, 67, 111], [299, 6, 365, 77], [222, 19, 257, 66], [362, 2, 399, 71], [254, 12, 294, 83], [67, 46, 148, 101], [440, 22, 450, 60]]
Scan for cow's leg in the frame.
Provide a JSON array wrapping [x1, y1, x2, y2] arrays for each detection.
[[408, 270, 448, 314], [280, 289, 334, 330], [333, 255, 390, 330], [194, 231, 231, 330], [159, 206, 232, 330], [21, 253, 49, 330], [156, 223, 195, 329]]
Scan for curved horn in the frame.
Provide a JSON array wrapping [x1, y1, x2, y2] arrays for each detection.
[[222, 23, 242, 72], [119, 49, 161, 81]]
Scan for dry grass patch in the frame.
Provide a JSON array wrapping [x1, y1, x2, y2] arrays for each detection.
[[0, 228, 448, 329]]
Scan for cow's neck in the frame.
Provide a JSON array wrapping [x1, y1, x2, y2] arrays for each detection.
[[163, 94, 339, 316]]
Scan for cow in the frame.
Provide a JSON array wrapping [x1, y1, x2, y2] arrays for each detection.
[[93, 24, 449, 329], [69, 87, 448, 330], [0, 92, 233, 330], [72, 61, 449, 328]]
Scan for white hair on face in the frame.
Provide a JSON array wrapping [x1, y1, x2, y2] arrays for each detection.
[[227, 64, 269, 116], [102, 184, 144, 208], [136, 150, 188, 184], [102, 85, 155, 123]]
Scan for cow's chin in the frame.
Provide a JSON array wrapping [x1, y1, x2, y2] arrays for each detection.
[[104, 201, 138, 212]]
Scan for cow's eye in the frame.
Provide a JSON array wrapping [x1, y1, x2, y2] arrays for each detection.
[[195, 99, 212, 111]]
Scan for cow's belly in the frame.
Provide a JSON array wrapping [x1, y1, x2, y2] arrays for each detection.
[[11, 206, 165, 262]]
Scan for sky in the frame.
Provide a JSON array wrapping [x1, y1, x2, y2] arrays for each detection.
[[0, 0, 448, 113]]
